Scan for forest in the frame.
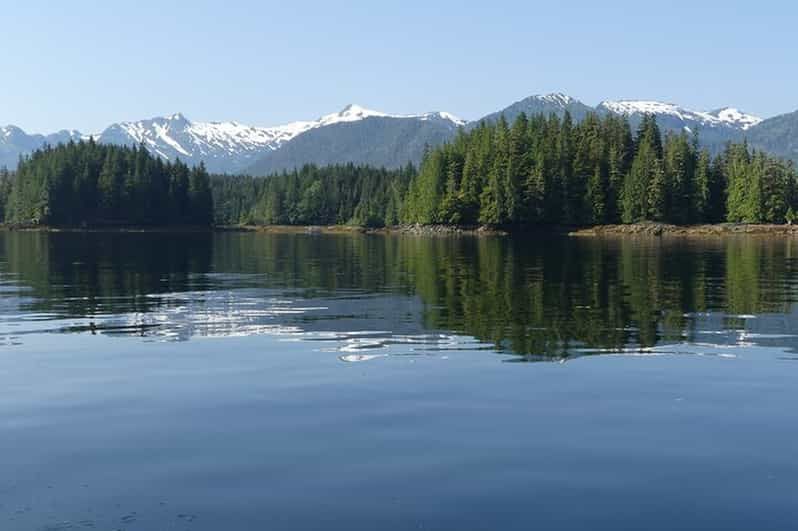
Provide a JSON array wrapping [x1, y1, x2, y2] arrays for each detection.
[[402, 113, 798, 226], [211, 163, 414, 227], [1, 140, 213, 226], [1, 112, 797, 228], [0, 144, 412, 228]]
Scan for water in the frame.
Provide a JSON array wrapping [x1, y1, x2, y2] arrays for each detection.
[[2, 231, 798, 530]]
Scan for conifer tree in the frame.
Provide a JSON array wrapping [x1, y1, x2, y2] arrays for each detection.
[[693, 150, 712, 223]]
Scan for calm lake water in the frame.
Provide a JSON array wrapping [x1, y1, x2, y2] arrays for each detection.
[[2, 231, 798, 530]]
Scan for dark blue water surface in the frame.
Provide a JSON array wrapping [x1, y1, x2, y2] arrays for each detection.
[[1, 231, 798, 530]]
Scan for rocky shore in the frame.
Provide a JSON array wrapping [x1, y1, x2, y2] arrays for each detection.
[[569, 222, 798, 237], [237, 224, 508, 236], [7, 222, 798, 238], [369, 224, 508, 236]]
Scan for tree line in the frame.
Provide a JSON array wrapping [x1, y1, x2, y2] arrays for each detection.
[[2, 113, 796, 229], [402, 112, 798, 226], [2, 140, 213, 226], [212, 163, 414, 227], [0, 143, 412, 228]]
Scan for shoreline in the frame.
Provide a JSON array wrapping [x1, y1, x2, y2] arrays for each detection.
[[0, 223, 510, 236], [3, 222, 798, 237], [569, 223, 798, 237], [223, 224, 511, 236], [0, 224, 217, 234]]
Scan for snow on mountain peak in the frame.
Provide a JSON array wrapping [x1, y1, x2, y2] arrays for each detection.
[[316, 104, 464, 127], [1, 125, 25, 138], [598, 100, 762, 131], [426, 111, 467, 126], [536, 93, 575, 106], [599, 100, 687, 118], [706, 107, 763, 130], [89, 104, 464, 173], [319, 104, 390, 126], [339, 104, 380, 117]]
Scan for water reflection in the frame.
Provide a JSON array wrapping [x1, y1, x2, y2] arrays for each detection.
[[3, 231, 798, 361]]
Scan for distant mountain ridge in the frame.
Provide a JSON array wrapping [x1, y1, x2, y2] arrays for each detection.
[[1, 94, 795, 173], [472, 93, 595, 126], [0, 105, 465, 174], [596, 100, 762, 131], [246, 111, 462, 176], [0, 126, 83, 169], [475, 95, 782, 158], [93, 105, 464, 174], [474, 95, 763, 143]]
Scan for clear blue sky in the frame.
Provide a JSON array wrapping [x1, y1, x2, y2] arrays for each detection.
[[3, 0, 795, 133]]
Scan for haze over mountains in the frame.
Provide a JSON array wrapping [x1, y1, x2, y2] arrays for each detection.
[[1, 94, 796, 174]]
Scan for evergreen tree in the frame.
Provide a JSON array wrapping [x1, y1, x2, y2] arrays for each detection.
[[693, 149, 711, 222]]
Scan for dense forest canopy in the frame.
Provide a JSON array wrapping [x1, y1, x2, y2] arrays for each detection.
[[3, 140, 213, 226], [212, 163, 414, 227], [402, 112, 798, 226], [0, 143, 412, 228], [1, 112, 796, 228]]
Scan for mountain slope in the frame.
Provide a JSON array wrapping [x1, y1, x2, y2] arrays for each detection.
[[247, 111, 462, 175], [743, 110, 798, 163], [0, 127, 82, 168]]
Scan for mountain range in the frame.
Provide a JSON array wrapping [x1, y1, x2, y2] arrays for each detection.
[[1, 94, 795, 174]]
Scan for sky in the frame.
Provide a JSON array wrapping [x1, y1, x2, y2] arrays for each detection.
[[2, 0, 796, 133]]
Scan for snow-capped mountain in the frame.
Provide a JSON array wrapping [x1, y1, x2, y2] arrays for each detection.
[[473, 94, 777, 158], [95, 113, 303, 173], [477, 94, 763, 137], [314, 104, 466, 127], [473, 92, 595, 128], [94, 104, 464, 173], [1, 105, 463, 173], [246, 106, 465, 176], [2, 94, 792, 174], [597, 100, 762, 131], [705, 107, 763, 130]]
